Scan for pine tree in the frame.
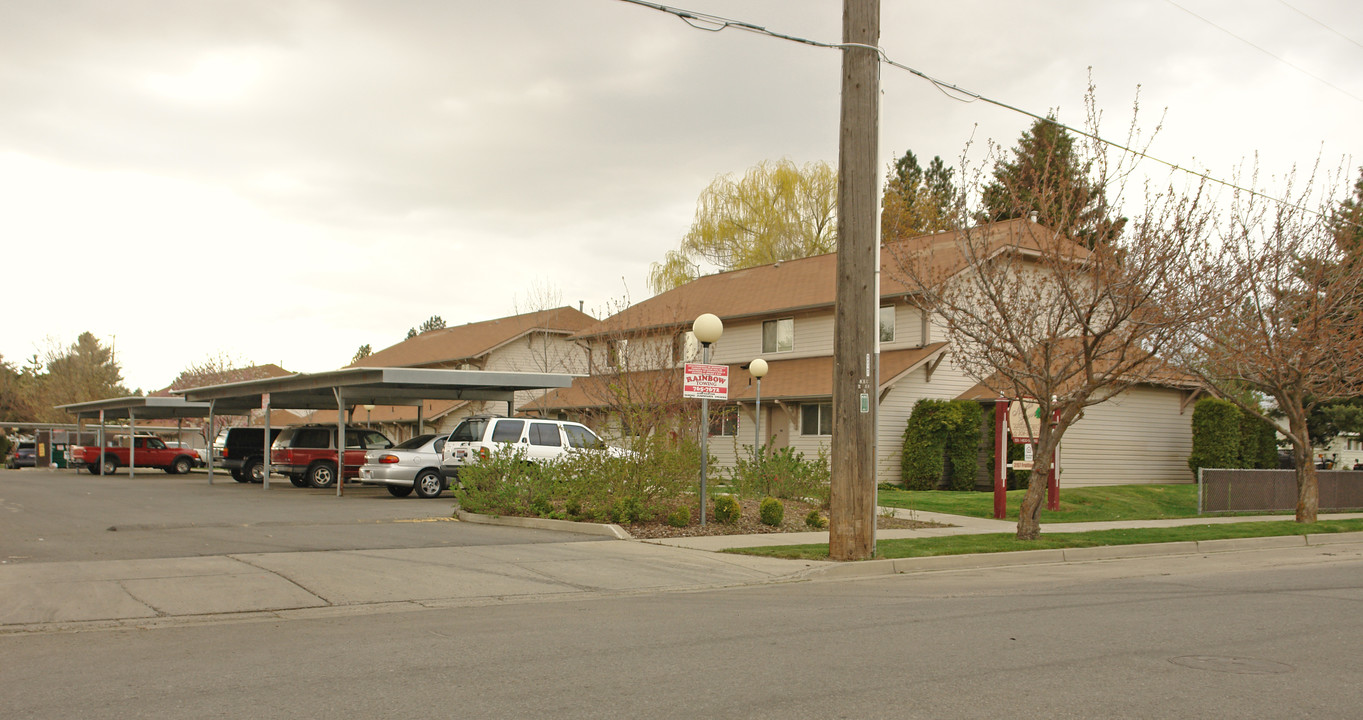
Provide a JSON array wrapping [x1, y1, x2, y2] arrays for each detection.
[[881, 150, 956, 241], [980, 116, 1120, 247]]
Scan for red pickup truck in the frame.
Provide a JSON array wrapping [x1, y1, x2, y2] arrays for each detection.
[[69, 435, 201, 476]]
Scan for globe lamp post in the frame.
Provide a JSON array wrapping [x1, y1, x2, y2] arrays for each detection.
[[693, 313, 723, 526]]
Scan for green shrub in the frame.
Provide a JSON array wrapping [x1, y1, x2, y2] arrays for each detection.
[[804, 509, 827, 529], [1239, 414, 1280, 469], [728, 445, 831, 504], [902, 399, 984, 490], [759, 497, 784, 526], [608, 496, 647, 524], [712, 494, 741, 524], [666, 505, 691, 528], [453, 444, 553, 516], [1188, 398, 1241, 475]]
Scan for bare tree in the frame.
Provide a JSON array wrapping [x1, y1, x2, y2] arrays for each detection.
[[889, 93, 1223, 540], [1182, 166, 1363, 522]]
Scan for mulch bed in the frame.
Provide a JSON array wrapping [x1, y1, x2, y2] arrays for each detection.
[[623, 497, 946, 540]]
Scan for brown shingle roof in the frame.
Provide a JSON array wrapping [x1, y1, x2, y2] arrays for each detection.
[[353, 307, 595, 369], [152, 364, 293, 397], [577, 218, 1074, 339]]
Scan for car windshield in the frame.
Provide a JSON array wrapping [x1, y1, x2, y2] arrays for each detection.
[[394, 434, 436, 450], [448, 418, 488, 442]]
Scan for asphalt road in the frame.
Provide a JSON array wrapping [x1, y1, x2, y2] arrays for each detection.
[[4, 544, 1362, 719], [0, 468, 600, 563]]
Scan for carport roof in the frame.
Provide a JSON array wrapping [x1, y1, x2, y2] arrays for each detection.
[[57, 396, 214, 420], [171, 366, 577, 413]]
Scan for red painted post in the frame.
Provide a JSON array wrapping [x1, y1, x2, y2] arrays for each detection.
[[1046, 408, 1060, 511], [994, 398, 1007, 519]]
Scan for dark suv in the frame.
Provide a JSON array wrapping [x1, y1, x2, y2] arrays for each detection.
[[6, 441, 37, 469], [271, 424, 393, 488], [212, 427, 285, 483]]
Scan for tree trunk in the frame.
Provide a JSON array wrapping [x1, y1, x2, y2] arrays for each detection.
[[1016, 424, 1056, 541], [1286, 406, 1319, 523]]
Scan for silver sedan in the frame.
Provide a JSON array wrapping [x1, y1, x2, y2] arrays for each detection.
[[357, 434, 447, 498]]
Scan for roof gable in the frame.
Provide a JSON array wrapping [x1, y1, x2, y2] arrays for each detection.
[[354, 307, 596, 369]]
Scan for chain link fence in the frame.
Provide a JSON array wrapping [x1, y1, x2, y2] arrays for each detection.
[[1198, 469, 1363, 513]]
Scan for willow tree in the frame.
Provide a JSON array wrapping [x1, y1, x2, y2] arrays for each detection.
[[648, 159, 837, 294]]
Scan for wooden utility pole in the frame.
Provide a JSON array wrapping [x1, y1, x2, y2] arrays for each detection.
[[829, 0, 879, 561]]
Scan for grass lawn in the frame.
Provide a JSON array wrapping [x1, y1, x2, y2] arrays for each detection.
[[877, 483, 1210, 523], [724, 518, 1363, 561]]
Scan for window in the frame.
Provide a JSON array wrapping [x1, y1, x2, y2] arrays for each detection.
[[564, 424, 604, 449], [448, 418, 487, 442], [607, 339, 628, 368], [708, 405, 739, 436], [296, 428, 331, 448], [762, 318, 794, 353], [801, 403, 833, 436], [490, 419, 525, 443], [880, 305, 895, 343], [529, 422, 562, 447], [360, 431, 392, 449]]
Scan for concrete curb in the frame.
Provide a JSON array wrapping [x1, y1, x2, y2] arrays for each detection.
[[799, 532, 1363, 581], [454, 509, 632, 540]]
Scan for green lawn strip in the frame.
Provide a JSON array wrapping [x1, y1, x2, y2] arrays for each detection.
[[722, 518, 1363, 561], [877, 483, 1204, 523]]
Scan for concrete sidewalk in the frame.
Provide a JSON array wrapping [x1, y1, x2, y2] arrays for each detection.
[[6, 508, 1362, 634]]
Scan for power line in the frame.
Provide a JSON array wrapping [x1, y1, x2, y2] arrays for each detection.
[[1274, 0, 1363, 53], [616, 0, 1357, 228], [1163, 0, 1362, 105]]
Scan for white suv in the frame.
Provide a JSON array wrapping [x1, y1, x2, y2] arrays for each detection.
[[439, 416, 613, 479]]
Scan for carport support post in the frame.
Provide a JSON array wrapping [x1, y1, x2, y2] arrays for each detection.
[[263, 394, 272, 490], [335, 387, 345, 497], [97, 410, 105, 475], [207, 400, 216, 485], [128, 408, 135, 479]]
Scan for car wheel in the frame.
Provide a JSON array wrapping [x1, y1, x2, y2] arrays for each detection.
[[387, 484, 414, 498], [231, 468, 248, 483], [100, 455, 118, 476], [414, 469, 444, 499], [173, 456, 192, 475], [87, 464, 101, 475], [307, 462, 336, 488], [289, 474, 308, 488], [244, 459, 264, 483]]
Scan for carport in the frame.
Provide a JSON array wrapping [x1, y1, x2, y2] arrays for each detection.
[[175, 366, 575, 495], [57, 396, 213, 478]]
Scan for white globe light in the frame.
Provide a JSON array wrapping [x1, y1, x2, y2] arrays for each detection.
[[749, 358, 768, 379], [693, 313, 724, 344]]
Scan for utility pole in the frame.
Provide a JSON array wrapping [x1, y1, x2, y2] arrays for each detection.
[[829, 0, 879, 561]]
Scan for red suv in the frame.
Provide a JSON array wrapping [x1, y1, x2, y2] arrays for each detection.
[[271, 424, 394, 488]]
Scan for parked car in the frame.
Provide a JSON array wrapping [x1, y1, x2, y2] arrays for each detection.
[[163, 441, 206, 468], [69, 435, 201, 475], [6, 441, 37, 469], [212, 427, 285, 483], [271, 424, 394, 489], [357, 434, 448, 498], [439, 415, 617, 479]]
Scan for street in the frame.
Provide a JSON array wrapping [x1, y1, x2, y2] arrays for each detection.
[[5, 544, 1362, 719]]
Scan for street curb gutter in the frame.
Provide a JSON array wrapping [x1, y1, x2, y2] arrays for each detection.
[[454, 509, 632, 540], [802, 531, 1363, 581]]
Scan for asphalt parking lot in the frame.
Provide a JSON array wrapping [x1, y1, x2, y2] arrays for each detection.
[[0, 467, 603, 564]]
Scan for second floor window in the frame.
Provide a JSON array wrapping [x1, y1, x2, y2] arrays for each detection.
[[607, 339, 628, 369], [762, 318, 794, 353], [880, 305, 895, 343]]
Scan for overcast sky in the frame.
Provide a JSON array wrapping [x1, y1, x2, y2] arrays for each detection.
[[2, 0, 1360, 392]]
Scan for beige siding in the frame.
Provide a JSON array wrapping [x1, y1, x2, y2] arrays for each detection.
[[1058, 386, 1194, 486], [710, 314, 835, 365], [875, 352, 982, 483]]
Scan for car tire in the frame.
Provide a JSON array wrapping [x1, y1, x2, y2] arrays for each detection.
[[386, 484, 414, 498], [289, 474, 308, 488], [307, 462, 336, 489], [86, 464, 101, 475], [172, 456, 193, 475], [100, 455, 118, 476], [414, 469, 444, 499], [244, 459, 264, 483], [231, 468, 248, 483]]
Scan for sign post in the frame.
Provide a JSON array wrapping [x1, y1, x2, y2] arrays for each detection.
[[684, 360, 728, 525]]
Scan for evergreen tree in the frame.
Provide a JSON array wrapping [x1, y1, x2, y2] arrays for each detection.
[[352, 344, 373, 364], [980, 116, 1120, 247], [881, 150, 956, 241]]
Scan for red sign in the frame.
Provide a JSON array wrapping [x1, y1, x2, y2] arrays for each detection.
[[683, 363, 729, 400]]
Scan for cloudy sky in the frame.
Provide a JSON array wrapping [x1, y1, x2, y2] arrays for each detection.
[[2, 0, 1359, 392]]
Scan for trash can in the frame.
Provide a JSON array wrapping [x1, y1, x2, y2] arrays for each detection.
[[53, 446, 67, 469]]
